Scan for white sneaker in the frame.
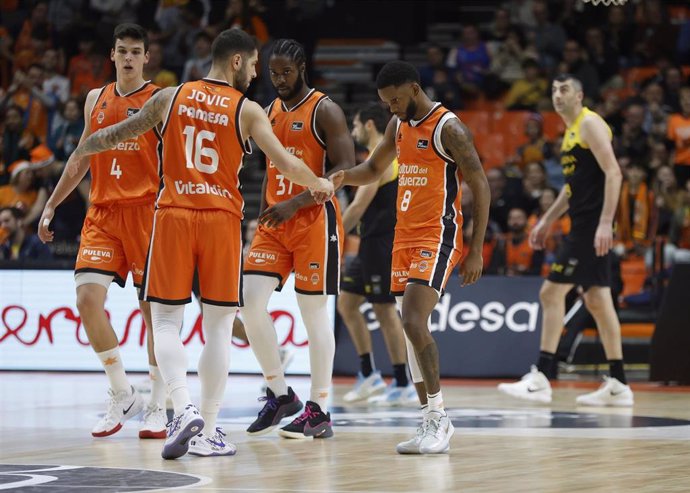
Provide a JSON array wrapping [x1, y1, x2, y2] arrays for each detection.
[[419, 411, 454, 454], [396, 416, 428, 455], [189, 427, 237, 457], [576, 377, 634, 407], [497, 366, 552, 404], [92, 386, 144, 437], [139, 403, 167, 439], [343, 371, 386, 403], [162, 404, 204, 460], [368, 381, 418, 407]]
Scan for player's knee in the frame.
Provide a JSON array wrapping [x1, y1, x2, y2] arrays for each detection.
[[539, 284, 560, 305], [583, 291, 607, 314], [401, 317, 429, 347], [76, 289, 103, 316], [336, 294, 358, 318]]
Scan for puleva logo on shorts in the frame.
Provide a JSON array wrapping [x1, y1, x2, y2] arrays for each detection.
[[126, 108, 140, 117], [247, 250, 277, 265], [417, 139, 429, 149], [81, 247, 114, 264], [392, 269, 409, 284], [291, 121, 304, 131]]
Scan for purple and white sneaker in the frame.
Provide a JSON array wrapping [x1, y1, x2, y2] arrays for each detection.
[[161, 404, 204, 460], [189, 427, 237, 457]]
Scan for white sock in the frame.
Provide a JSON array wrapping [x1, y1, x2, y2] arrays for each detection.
[[427, 390, 445, 415], [149, 365, 166, 409], [198, 304, 235, 435], [297, 294, 334, 412], [96, 347, 130, 394], [240, 275, 288, 396], [151, 303, 191, 415], [397, 296, 424, 384]]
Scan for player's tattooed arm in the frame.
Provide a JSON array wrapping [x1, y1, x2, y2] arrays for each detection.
[[73, 87, 175, 158], [442, 118, 491, 286]]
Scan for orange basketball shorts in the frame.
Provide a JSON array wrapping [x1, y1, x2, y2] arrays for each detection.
[[244, 201, 343, 295], [390, 242, 462, 297], [75, 198, 154, 287], [142, 207, 243, 306]]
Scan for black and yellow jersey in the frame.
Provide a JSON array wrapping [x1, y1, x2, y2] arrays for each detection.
[[560, 107, 612, 226], [359, 158, 398, 239]]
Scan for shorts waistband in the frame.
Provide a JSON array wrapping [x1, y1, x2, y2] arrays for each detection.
[[92, 195, 156, 209]]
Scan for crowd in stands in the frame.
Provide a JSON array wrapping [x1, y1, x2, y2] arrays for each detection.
[[1, 0, 689, 303]]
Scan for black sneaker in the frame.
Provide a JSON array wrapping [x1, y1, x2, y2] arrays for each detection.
[[278, 401, 333, 439], [246, 387, 303, 436]]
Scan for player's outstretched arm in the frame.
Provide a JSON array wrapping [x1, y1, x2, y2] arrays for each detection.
[[442, 118, 490, 286], [336, 116, 398, 188], [71, 87, 174, 161], [243, 99, 332, 196]]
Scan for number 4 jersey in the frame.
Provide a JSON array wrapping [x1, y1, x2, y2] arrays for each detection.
[[89, 81, 162, 206], [157, 78, 251, 218]]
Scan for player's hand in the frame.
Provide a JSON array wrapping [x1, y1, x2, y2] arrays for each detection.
[[309, 177, 334, 204], [259, 200, 299, 228], [329, 170, 345, 191], [594, 222, 613, 256], [529, 219, 549, 250], [460, 249, 483, 287], [38, 205, 55, 243]]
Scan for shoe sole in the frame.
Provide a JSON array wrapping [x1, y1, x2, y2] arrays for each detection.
[[92, 423, 123, 438], [246, 400, 304, 436], [419, 424, 455, 454], [161, 418, 204, 460], [189, 448, 237, 457], [576, 400, 634, 407], [396, 444, 421, 455], [497, 386, 552, 404], [139, 429, 166, 439], [92, 394, 145, 438], [278, 425, 334, 440]]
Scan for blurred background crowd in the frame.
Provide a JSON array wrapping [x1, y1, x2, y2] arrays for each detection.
[[0, 0, 689, 314]]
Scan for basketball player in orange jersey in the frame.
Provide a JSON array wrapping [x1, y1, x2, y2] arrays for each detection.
[[241, 39, 354, 439], [38, 24, 168, 440], [48, 29, 333, 460], [332, 61, 491, 454]]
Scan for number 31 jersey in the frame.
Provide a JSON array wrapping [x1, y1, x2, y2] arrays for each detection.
[[264, 89, 329, 208], [157, 78, 251, 218]]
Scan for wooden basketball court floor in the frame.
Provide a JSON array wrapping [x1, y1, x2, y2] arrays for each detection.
[[1, 371, 689, 492]]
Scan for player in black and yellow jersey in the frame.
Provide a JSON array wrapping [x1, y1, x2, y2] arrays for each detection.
[[338, 102, 416, 406], [498, 74, 634, 407]]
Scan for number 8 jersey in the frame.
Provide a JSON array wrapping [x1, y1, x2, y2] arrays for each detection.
[[394, 103, 463, 252], [157, 78, 251, 217]]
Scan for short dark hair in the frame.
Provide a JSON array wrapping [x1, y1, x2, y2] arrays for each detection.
[[271, 38, 307, 67], [553, 73, 583, 92], [357, 102, 390, 134], [211, 28, 257, 63], [113, 23, 149, 51], [376, 61, 420, 89]]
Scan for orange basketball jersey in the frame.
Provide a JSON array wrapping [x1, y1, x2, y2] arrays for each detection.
[[157, 78, 251, 217], [264, 89, 329, 207], [394, 103, 463, 251], [89, 82, 162, 206]]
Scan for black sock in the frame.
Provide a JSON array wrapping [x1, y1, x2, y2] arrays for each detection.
[[608, 359, 627, 384], [360, 353, 374, 377], [537, 351, 556, 380], [393, 364, 408, 387]]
